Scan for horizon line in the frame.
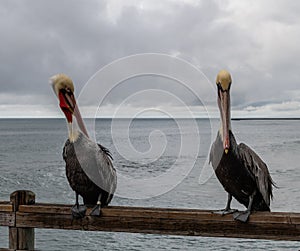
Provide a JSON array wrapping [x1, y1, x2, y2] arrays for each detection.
[[1, 117, 300, 120]]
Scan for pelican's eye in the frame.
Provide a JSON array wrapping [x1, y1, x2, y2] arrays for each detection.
[[60, 87, 72, 95], [65, 87, 73, 94]]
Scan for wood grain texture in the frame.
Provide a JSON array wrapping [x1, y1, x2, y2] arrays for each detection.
[[0, 202, 12, 212], [0, 212, 14, 227], [9, 191, 35, 250], [0, 249, 37, 251], [1, 190, 300, 250], [15, 204, 300, 241]]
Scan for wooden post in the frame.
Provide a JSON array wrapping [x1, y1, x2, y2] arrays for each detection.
[[9, 190, 35, 250]]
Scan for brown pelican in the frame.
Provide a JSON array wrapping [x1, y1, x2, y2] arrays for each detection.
[[209, 70, 276, 222], [50, 74, 117, 218]]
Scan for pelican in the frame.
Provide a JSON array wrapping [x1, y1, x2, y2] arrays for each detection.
[[209, 70, 276, 222], [50, 74, 117, 218]]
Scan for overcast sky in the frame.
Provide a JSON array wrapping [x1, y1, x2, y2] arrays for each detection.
[[0, 0, 300, 118]]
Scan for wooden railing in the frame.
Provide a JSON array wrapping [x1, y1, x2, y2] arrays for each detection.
[[0, 190, 300, 250]]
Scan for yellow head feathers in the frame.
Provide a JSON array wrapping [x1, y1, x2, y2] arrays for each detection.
[[216, 70, 232, 91], [50, 73, 74, 96]]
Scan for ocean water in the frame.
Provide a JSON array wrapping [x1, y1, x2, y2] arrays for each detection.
[[0, 118, 300, 250]]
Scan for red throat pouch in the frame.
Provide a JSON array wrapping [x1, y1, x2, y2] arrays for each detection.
[[59, 92, 73, 123]]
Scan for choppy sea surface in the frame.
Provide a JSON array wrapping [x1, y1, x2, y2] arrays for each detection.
[[0, 118, 300, 250]]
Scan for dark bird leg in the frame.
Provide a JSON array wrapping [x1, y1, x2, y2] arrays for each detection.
[[71, 193, 87, 219], [90, 194, 102, 216], [233, 191, 256, 223], [213, 193, 237, 215]]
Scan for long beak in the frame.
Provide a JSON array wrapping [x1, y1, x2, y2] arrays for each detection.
[[58, 91, 89, 138], [73, 103, 89, 138], [58, 91, 75, 124], [218, 90, 231, 154]]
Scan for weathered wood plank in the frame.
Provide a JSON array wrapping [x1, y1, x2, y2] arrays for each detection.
[[15, 204, 300, 241], [2, 191, 300, 244], [0, 249, 37, 251], [19, 204, 300, 223], [19, 203, 72, 215], [0, 212, 15, 226], [0, 202, 12, 212]]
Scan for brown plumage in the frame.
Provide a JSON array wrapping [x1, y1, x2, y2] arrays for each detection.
[[210, 131, 275, 211], [63, 134, 115, 206], [50, 73, 117, 218], [210, 70, 276, 222]]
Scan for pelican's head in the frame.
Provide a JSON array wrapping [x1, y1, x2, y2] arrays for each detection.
[[50, 74, 89, 141], [216, 70, 232, 92], [216, 70, 232, 154], [50, 74, 75, 123]]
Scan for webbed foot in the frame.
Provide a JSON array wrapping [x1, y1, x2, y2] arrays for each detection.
[[90, 202, 101, 216], [71, 204, 87, 219], [233, 210, 251, 223]]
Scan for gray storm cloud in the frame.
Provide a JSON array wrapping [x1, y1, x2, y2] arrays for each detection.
[[0, 0, 300, 117]]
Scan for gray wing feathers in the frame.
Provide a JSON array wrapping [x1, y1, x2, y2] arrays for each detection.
[[209, 141, 217, 168], [238, 143, 274, 206], [209, 134, 223, 170], [74, 134, 117, 195]]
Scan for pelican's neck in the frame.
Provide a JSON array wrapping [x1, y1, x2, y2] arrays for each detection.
[[218, 118, 232, 141], [67, 122, 79, 143], [219, 120, 232, 132]]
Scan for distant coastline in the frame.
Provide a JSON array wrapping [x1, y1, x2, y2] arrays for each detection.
[[1, 117, 300, 120], [231, 117, 300, 121]]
